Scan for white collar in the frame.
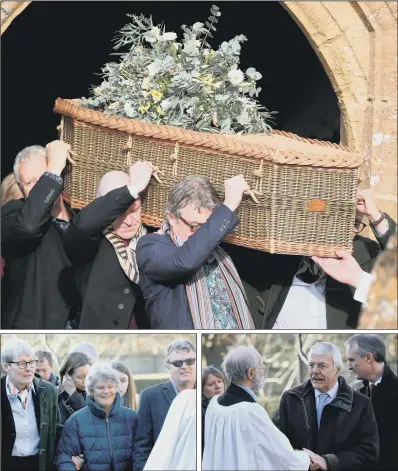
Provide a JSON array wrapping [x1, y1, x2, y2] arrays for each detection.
[[370, 376, 383, 386], [314, 380, 339, 401]]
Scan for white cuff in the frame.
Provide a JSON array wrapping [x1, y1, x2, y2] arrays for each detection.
[[354, 271, 373, 304], [127, 185, 139, 200], [372, 218, 389, 237]]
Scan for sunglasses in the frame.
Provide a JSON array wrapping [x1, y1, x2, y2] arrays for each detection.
[[167, 358, 196, 368]]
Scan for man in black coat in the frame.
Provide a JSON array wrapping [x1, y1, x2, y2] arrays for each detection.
[[225, 189, 396, 329], [1, 141, 80, 329], [346, 334, 398, 471], [64, 161, 154, 329], [1, 338, 62, 471], [133, 339, 196, 471], [273, 341, 379, 471]]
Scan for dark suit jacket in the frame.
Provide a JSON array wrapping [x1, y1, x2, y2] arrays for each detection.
[[1, 174, 80, 328], [224, 213, 396, 329], [136, 204, 240, 329], [358, 363, 398, 471], [133, 380, 177, 471], [64, 185, 148, 329], [273, 376, 379, 471], [1, 374, 62, 471]]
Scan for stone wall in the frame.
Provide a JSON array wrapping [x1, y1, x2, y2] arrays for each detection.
[[2, 1, 397, 220]]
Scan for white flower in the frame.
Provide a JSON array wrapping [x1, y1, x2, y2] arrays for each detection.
[[228, 68, 244, 85], [124, 103, 135, 116], [160, 98, 173, 110], [142, 77, 151, 90], [93, 87, 102, 96], [161, 32, 177, 41], [183, 39, 201, 55], [144, 26, 161, 43]]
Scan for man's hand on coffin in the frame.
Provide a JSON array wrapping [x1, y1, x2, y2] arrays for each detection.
[[129, 160, 155, 195], [357, 189, 388, 234], [224, 174, 250, 212], [312, 250, 364, 288], [46, 140, 71, 175]]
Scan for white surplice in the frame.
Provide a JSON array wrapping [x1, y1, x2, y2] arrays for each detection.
[[144, 389, 196, 471], [203, 396, 310, 471]]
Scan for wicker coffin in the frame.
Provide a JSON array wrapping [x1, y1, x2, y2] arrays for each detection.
[[54, 98, 363, 257]]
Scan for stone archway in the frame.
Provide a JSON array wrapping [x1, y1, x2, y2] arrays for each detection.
[[2, 1, 396, 219]]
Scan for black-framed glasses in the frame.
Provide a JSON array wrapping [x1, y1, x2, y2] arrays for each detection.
[[9, 360, 38, 369], [354, 220, 367, 234], [167, 358, 196, 368], [178, 215, 203, 231]]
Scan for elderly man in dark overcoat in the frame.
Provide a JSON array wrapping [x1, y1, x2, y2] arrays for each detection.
[[273, 341, 379, 471]]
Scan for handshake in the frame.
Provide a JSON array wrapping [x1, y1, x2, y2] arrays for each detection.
[[303, 448, 328, 470]]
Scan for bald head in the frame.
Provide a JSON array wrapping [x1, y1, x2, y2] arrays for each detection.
[[96, 171, 130, 198], [221, 346, 262, 385]]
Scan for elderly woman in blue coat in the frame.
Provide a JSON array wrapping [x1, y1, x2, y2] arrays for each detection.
[[56, 363, 137, 471]]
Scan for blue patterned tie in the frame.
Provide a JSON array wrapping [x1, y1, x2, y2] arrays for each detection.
[[316, 392, 329, 429]]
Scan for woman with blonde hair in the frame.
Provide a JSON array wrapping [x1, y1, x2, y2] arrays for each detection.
[[111, 359, 138, 410], [1, 173, 23, 206]]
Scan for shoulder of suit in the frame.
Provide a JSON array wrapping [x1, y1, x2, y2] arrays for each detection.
[[136, 232, 172, 249], [141, 380, 169, 396], [352, 388, 372, 404]]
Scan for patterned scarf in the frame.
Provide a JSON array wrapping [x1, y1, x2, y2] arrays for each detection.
[[159, 222, 255, 329], [103, 225, 147, 284]]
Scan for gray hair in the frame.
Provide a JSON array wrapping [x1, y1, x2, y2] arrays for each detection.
[[1, 339, 35, 365], [221, 346, 261, 384], [13, 145, 47, 184], [166, 176, 220, 216], [309, 342, 343, 370], [345, 334, 386, 363], [85, 364, 119, 397], [165, 339, 196, 363], [35, 350, 54, 367]]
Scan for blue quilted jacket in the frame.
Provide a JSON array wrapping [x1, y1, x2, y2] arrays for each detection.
[[56, 393, 136, 471]]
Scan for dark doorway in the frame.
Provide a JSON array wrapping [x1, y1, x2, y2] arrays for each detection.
[[1, 1, 340, 179]]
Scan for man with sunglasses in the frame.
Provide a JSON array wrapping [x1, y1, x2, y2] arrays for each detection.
[[136, 174, 255, 329], [1, 338, 61, 471], [134, 339, 196, 471], [64, 160, 155, 329]]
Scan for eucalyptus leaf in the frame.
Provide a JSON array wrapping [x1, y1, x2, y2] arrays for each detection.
[[208, 16, 219, 23], [211, 4, 219, 10]]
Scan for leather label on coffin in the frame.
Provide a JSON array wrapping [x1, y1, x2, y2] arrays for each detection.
[[308, 199, 327, 212]]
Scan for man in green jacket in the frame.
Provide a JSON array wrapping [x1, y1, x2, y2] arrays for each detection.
[[1, 338, 62, 471]]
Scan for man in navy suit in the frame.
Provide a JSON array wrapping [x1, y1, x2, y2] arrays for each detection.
[[133, 339, 196, 471]]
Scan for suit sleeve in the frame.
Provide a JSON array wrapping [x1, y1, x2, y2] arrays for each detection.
[[133, 389, 154, 471], [371, 213, 397, 251], [64, 185, 135, 264], [136, 204, 239, 282], [322, 399, 379, 471], [56, 415, 82, 471], [1, 174, 62, 253]]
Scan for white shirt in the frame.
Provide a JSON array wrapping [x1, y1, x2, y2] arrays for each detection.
[[273, 271, 373, 329], [203, 397, 310, 471], [6, 376, 40, 457]]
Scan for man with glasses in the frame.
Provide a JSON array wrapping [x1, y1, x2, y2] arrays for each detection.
[[227, 188, 396, 329], [203, 346, 311, 471], [136, 174, 255, 329], [273, 341, 379, 471], [1, 141, 80, 329], [64, 161, 154, 329], [1, 338, 61, 471], [133, 339, 196, 471]]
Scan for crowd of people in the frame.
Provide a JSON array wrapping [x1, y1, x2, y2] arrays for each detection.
[[202, 334, 397, 471], [1, 140, 396, 329], [1, 337, 197, 471]]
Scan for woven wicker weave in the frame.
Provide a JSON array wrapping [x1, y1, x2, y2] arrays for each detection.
[[54, 98, 363, 257]]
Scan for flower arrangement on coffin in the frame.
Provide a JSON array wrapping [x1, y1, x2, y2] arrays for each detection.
[[82, 4, 276, 134]]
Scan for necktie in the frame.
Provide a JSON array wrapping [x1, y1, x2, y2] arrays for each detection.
[[369, 383, 375, 397], [316, 393, 329, 429]]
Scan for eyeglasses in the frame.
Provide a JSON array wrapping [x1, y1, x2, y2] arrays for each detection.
[[9, 360, 39, 369], [178, 215, 203, 231], [167, 358, 196, 368], [354, 220, 367, 234]]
